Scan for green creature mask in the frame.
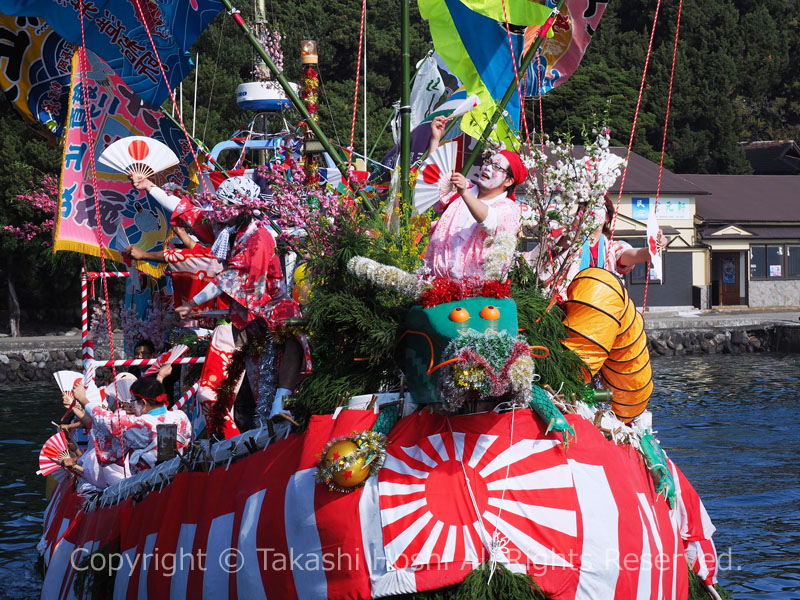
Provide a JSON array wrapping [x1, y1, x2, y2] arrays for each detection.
[[402, 297, 518, 405]]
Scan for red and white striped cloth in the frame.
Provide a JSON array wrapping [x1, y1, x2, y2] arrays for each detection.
[[40, 411, 715, 599], [668, 459, 718, 586]]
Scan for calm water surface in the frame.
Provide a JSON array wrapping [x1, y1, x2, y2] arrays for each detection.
[[0, 354, 798, 598]]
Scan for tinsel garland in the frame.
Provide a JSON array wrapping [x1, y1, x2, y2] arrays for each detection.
[[207, 333, 274, 438], [301, 66, 319, 121], [438, 331, 533, 411], [420, 277, 511, 308], [314, 429, 387, 493]]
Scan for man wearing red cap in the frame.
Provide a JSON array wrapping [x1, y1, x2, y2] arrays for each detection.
[[424, 116, 525, 279]]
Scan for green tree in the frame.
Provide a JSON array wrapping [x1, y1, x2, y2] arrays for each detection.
[[0, 97, 82, 334]]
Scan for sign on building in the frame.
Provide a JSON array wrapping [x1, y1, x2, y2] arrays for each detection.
[[631, 197, 691, 220]]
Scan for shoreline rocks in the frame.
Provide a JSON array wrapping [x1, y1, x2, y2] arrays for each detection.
[[647, 326, 776, 357], [0, 324, 795, 383], [0, 347, 85, 384]]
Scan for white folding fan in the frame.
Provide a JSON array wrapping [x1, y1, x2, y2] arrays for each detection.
[[143, 344, 189, 377], [414, 142, 458, 214], [448, 93, 480, 119], [98, 136, 179, 179], [53, 370, 83, 395]]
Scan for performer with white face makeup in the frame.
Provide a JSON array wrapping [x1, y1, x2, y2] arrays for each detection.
[[424, 115, 525, 278]]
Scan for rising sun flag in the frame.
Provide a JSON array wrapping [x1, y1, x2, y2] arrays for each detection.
[[418, 0, 553, 148]]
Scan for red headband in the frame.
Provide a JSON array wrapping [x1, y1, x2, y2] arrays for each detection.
[[133, 393, 167, 404], [497, 150, 527, 200]]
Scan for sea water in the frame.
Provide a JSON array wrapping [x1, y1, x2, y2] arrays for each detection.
[[1, 353, 798, 598]]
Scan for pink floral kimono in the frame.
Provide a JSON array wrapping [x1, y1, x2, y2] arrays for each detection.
[[425, 184, 520, 279]]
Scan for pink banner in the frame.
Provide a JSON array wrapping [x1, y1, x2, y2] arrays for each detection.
[[55, 49, 195, 277]]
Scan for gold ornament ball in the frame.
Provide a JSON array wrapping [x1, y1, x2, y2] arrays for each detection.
[[325, 440, 370, 488], [292, 263, 312, 305]]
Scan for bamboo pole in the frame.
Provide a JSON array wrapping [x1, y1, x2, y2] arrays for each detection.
[[399, 0, 411, 215], [460, 0, 565, 174]]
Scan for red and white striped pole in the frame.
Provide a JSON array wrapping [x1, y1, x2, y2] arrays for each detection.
[[91, 356, 206, 368], [80, 267, 90, 352], [171, 381, 200, 412], [85, 271, 131, 280]]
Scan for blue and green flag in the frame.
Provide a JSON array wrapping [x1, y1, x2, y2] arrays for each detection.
[[419, 0, 552, 148]]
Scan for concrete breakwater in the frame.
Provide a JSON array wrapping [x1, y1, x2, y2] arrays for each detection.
[[0, 343, 85, 384], [648, 327, 772, 356], [645, 309, 800, 357], [0, 335, 125, 384]]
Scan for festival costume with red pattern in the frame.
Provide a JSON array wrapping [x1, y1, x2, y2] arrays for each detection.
[[85, 401, 191, 474], [164, 244, 227, 327], [189, 216, 306, 438]]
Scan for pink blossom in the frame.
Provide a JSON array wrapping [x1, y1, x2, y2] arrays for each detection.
[[2, 174, 58, 247]]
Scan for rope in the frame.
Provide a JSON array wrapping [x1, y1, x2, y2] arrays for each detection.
[[487, 404, 516, 584], [79, 0, 122, 467], [533, 46, 559, 302], [500, 0, 529, 143], [642, 0, 683, 313], [347, 0, 368, 176], [606, 0, 663, 262], [445, 418, 493, 555], [203, 15, 226, 143], [130, 0, 209, 192], [233, 117, 257, 170]]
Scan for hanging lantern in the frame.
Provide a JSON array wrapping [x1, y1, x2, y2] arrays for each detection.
[[301, 40, 318, 65]]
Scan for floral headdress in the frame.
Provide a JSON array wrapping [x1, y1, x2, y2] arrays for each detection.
[[199, 175, 271, 225]]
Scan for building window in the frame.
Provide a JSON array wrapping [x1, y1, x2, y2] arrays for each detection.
[[788, 246, 800, 278], [750, 246, 766, 278], [750, 244, 798, 279], [767, 245, 783, 277]]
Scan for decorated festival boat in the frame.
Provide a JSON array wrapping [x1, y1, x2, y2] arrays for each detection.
[[2, 0, 727, 598]]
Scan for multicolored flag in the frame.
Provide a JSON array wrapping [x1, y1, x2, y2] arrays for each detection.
[[418, 0, 552, 148], [0, 14, 73, 137], [524, 0, 608, 96], [0, 0, 222, 107], [54, 49, 195, 277]]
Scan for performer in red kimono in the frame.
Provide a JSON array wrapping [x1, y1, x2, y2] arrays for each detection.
[[126, 225, 226, 327], [132, 174, 305, 438]]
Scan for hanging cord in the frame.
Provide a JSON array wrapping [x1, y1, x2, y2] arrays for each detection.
[[487, 404, 517, 584], [130, 0, 210, 192], [606, 0, 663, 263], [445, 418, 494, 556], [233, 116, 257, 170], [346, 0, 368, 176], [530, 45, 560, 301], [642, 0, 682, 314], [534, 47, 558, 281], [78, 0, 122, 463], [500, 0, 530, 143], [203, 15, 226, 143]]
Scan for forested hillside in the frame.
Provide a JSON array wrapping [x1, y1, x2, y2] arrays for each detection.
[[183, 0, 800, 173]]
